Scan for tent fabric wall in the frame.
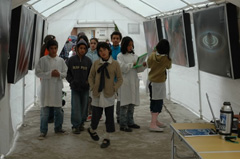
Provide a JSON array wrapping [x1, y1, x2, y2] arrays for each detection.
[[10, 71, 36, 131], [0, 72, 36, 156], [10, 80, 24, 133], [165, 22, 201, 118], [0, 71, 36, 156], [46, 19, 76, 54], [0, 83, 13, 155]]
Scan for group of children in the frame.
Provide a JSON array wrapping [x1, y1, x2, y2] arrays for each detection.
[[35, 31, 172, 148]]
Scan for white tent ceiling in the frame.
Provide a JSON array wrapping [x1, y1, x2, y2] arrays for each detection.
[[11, 0, 240, 19]]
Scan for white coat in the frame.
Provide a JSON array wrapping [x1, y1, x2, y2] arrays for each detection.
[[117, 52, 146, 106], [35, 55, 67, 107]]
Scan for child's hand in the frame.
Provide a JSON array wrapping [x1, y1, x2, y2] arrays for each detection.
[[143, 62, 146, 67], [133, 62, 137, 66], [51, 70, 60, 77]]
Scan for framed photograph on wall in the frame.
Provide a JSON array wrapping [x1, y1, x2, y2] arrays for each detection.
[[193, 3, 240, 79], [8, 5, 35, 83], [0, 0, 11, 100], [143, 18, 163, 55], [163, 13, 195, 67]]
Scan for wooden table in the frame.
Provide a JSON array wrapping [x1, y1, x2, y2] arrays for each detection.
[[170, 123, 240, 159]]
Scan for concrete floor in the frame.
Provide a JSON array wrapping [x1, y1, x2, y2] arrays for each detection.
[[4, 80, 206, 159]]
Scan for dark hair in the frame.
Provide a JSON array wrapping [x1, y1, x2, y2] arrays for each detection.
[[90, 38, 98, 43], [156, 39, 170, 56], [121, 36, 134, 54], [96, 42, 112, 57], [40, 34, 56, 57], [77, 32, 86, 38], [77, 35, 89, 48], [46, 39, 58, 50], [43, 34, 55, 44], [110, 31, 122, 40]]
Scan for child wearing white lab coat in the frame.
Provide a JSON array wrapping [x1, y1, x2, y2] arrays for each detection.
[[117, 36, 146, 132], [36, 39, 68, 139]]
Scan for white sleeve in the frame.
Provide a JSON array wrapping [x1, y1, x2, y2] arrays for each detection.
[[35, 58, 51, 79], [117, 54, 133, 74], [59, 59, 68, 79]]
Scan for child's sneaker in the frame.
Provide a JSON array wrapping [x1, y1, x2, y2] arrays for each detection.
[[55, 129, 67, 134], [38, 133, 46, 140], [79, 124, 85, 131], [72, 127, 80, 134], [100, 139, 110, 148], [120, 127, 132, 132], [128, 124, 140, 129], [156, 121, 167, 128]]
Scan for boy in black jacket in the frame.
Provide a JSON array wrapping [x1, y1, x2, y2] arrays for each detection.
[[66, 39, 92, 134]]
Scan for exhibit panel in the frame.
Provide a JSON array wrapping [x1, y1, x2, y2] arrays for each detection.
[[163, 13, 195, 67], [193, 3, 240, 79], [28, 14, 44, 70], [8, 5, 35, 84], [143, 18, 163, 54]]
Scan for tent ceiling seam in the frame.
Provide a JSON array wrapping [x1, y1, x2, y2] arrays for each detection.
[[44, 0, 77, 18], [113, 0, 145, 18], [139, 0, 163, 14], [40, 0, 65, 13], [146, 0, 226, 19], [25, 0, 41, 7], [179, 0, 195, 9]]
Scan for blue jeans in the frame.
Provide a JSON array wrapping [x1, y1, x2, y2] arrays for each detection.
[[71, 89, 89, 128], [119, 104, 135, 127], [40, 107, 63, 134]]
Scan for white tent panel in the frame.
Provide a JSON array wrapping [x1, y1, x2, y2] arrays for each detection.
[[47, 0, 146, 55], [12, 0, 29, 9], [41, 0, 75, 17], [186, 0, 209, 3], [0, 83, 13, 155], [47, 19, 76, 53], [10, 80, 24, 133], [116, 0, 159, 17], [142, 0, 186, 12], [31, 0, 62, 13], [26, 0, 39, 5]]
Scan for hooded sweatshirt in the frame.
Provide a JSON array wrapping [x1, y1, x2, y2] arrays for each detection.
[[66, 40, 92, 91], [147, 52, 172, 83]]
